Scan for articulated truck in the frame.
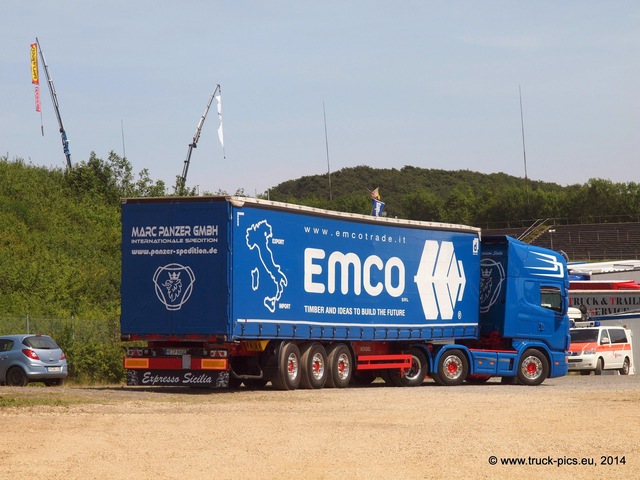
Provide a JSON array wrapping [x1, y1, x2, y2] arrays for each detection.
[[121, 196, 570, 389]]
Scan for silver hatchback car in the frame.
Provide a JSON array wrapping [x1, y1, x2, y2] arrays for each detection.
[[0, 334, 68, 386]]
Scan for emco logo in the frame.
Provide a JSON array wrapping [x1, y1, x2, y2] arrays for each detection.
[[414, 240, 466, 320]]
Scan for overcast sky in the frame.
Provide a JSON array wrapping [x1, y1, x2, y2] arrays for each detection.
[[2, 1, 639, 196]]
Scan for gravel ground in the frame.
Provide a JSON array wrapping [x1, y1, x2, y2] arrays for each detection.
[[1, 375, 639, 479]]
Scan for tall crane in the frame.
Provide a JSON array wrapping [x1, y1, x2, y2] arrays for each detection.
[[36, 38, 72, 170], [176, 84, 221, 195]]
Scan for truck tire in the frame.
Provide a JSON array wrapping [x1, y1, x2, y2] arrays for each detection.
[[517, 349, 549, 386], [620, 357, 630, 375], [380, 369, 399, 386], [325, 343, 352, 388], [594, 358, 604, 375], [387, 348, 428, 387], [299, 343, 328, 389], [437, 349, 468, 386], [6, 367, 27, 387], [429, 372, 445, 386], [272, 342, 301, 390]]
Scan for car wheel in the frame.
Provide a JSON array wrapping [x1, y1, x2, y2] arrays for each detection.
[[6, 367, 28, 387], [594, 358, 604, 375], [620, 358, 630, 376]]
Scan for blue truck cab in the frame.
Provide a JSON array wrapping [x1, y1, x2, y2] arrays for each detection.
[[454, 236, 570, 384]]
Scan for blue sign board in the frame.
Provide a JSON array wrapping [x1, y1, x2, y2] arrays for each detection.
[[121, 200, 230, 336]]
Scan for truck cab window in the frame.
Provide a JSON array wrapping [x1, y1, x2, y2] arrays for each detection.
[[540, 286, 562, 313]]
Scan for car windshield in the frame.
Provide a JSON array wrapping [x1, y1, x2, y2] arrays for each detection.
[[22, 336, 59, 350], [570, 328, 599, 343]]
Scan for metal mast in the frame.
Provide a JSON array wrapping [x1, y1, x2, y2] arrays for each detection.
[[36, 38, 72, 170], [519, 85, 530, 207], [323, 102, 332, 202], [177, 84, 221, 195]]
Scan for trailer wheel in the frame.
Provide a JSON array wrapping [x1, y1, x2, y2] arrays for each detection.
[[272, 342, 301, 390], [620, 357, 630, 375], [300, 343, 328, 389], [326, 343, 352, 388], [517, 349, 549, 386], [387, 348, 428, 387], [437, 349, 468, 386]]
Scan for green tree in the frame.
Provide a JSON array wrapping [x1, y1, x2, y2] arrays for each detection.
[[443, 185, 477, 225], [402, 189, 444, 222]]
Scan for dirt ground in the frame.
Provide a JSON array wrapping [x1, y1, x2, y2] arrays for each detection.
[[1, 375, 639, 480]]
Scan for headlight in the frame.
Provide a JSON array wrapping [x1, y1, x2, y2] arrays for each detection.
[[583, 349, 596, 355]]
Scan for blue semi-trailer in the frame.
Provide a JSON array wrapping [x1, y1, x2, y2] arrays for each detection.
[[121, 196, 570, 389]]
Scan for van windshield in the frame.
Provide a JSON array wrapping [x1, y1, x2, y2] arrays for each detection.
[[570, 328, 599, 343]]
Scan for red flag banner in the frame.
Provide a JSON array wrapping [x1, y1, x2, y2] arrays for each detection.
[[30, 43, 39, 85]]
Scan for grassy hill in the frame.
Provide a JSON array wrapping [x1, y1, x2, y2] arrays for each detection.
[[0, 158, 120, 319], [267, 164, 568, 225]]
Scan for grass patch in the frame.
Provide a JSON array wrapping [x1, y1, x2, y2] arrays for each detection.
[[0, 389, 91, 408], [0, 396, 70, 408]]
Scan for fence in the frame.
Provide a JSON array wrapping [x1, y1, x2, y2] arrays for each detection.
[[0, 315, 119, 342]]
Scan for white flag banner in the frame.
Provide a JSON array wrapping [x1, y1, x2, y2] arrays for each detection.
[[215, 92, 224, 149]]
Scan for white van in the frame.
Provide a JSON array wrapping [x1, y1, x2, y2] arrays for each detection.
[[568, 321, 634, 375]]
